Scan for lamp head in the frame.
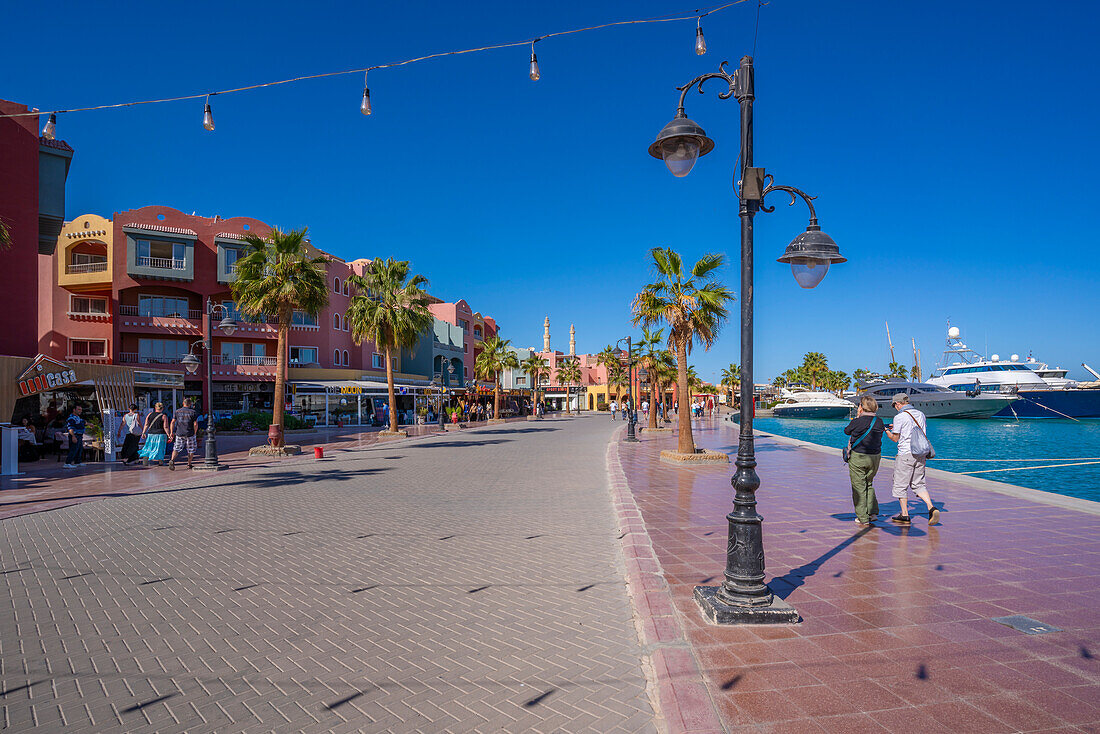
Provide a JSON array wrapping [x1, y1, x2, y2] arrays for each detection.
[[648, 114, 714, 178], [217, 315, 237, 335], [181, 352, 201, 374], [776, 224, 846, 289]]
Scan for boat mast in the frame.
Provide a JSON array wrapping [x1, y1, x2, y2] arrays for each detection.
[[912, 337, 921, 379], [886, 321, 896, 364]]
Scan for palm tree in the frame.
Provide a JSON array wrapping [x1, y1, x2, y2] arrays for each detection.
[[800, 351, 829, 390], [596, 345, 624, 403], [0, 217, 11, 250], [636, 327, 665, 429], [831, 370, 851, 394], [852, 368, 875, 384], [632, 247, 733, 455], [346, 258, 434, 434], [556, 357, 582, 414], [910, 364, 921, 381], [887, 361, 908, 379], [720, 363, 740, 406], [520, 353, 548, 415], [233, 227, 329, 447], [475, 336, 520, 420]]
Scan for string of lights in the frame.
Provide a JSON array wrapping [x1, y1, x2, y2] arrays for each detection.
[[11, 1, 748, 139]]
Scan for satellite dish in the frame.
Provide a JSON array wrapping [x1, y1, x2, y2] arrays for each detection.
[[991, 354, 1000, 362], [947, 326, 961, 339], [1010, 354, 1019, 362]]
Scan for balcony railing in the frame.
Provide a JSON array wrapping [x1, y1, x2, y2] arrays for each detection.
[[66, 261, 108, 274], [136, 256, 187, 270], [119, 352, 186, 365], [213, 355, 277, 366], [66, 354, 110, 364], [119, 304, 202, 320]]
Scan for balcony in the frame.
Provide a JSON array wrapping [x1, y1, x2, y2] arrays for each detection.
[[212, 355, 277, 367], [136, 256, 187, 271], [212, 354, 277, 379], [66, 261, 108, 275], [66, 354, 111, 364], [116, 304, 203, 335], [119, 352, 187, 367]]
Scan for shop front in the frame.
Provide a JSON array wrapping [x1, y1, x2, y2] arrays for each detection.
[[287, 379, 438, 427], [211, 380, 274, 419]]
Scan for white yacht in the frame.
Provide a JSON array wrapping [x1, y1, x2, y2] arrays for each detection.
[[852, 380, 1018, 419], [773, 389, 854, 419]]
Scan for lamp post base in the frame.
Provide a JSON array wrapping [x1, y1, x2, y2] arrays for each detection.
[[693, 585, 800, 625], [192, 463, 228, 472]]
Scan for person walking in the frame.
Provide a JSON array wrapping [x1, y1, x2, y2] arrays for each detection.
[[609, 399, 617, 420], [117, 404, 143, 465], [885, 393, 941, 525], [844, 396, 885, 526], [63, 404, 85, 468], [168, 397, 199, 471], [138, 402, 169, 466]]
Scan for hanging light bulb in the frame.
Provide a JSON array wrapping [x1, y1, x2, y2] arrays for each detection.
[[42, 113, 57, 140], [695, 18, 707, 55], [202, 95, 215, 131], [529, 41, 540, 81], [360, 72, 372, 115]]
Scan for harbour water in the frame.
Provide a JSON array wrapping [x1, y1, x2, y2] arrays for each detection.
[[751, 416, 1100, 503]]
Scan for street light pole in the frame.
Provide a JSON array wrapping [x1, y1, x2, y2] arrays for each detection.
[[182, 297, 237, 471], [649, 56, 844, 624]]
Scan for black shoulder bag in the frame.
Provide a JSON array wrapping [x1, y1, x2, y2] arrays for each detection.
[[843, 418, 879, 463]]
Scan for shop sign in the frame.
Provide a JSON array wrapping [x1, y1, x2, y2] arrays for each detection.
[[17, 355, 79, 396], [325, 385, 363, 394], [102, 409, 116, 456], [218, 382, 266, 392]]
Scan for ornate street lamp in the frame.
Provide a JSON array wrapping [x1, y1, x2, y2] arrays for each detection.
[[180, 298, 238, 471], [650, 56, 845, 624]]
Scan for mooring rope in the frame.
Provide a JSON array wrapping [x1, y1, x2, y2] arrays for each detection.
[[956, 460, 1100, 475]]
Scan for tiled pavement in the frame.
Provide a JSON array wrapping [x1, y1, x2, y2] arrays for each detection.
[[616, 416, 1100, 733], [1, 416, 657, 733]]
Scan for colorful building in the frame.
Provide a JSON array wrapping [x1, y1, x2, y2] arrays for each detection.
[[427, 298, 498, 386]]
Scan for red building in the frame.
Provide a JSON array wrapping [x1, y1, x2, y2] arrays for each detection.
[[428, 299, 498, 385], [0, 100, 72, 357]]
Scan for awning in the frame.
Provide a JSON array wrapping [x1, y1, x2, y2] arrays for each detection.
[[288, 379, 437, 396]]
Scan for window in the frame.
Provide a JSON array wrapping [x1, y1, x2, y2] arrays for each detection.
[[70, 251, 107, 266], [70, 296, 108, 315], [464, 366, 469, 378], [474, 326, 482, 339], [343, 281, 349, 296], [334, 277, 341, 293], [343, 350, 350, 366], [291, 311, 318, 327], [517, 376, 526, 385], [139, 295, 189, 318], [69, 339, 106, 357], [342, 315, 348, 331], [334, 349, 340, 365], [289, 346, 318, 365], [136, 239, 187, 268], [221, 342, 265, 364], [333, 314, 340, 330], [224, 248, 241, 272], [457, 319, 468, 331], [464, 343, 468, 353], [372, 353, 383, 369], [138, 338, 188, 364]]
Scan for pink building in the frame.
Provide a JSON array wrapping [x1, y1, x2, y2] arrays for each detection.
[[428, 298, 498, 385]]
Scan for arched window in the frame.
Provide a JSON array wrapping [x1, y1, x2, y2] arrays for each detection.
[[343, 280, 349, 296], [333, 313, 340, 330], [343, 350, 349, 366], [333, 277, 341, 293], [342, 315, 348, 331], [333, 349, 340, 365]]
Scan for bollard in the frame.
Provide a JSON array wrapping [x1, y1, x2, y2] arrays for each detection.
[[314, 446, 324, 459]]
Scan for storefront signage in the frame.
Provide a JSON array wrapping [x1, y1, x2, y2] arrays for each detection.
[[17, 355, 78, 396], [218, 382, 267, 392], [325, 385, 363, 394]]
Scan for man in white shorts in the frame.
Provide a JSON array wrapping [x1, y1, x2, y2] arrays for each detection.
[[885, 393, 941, 525]]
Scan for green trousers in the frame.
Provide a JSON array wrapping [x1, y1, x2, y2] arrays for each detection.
[[848, 451, 881, 523]]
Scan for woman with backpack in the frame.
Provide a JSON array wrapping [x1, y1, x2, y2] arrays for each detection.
[[843, 396, 885, 526]]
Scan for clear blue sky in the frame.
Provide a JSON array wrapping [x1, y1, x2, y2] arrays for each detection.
[[6, 0, 1098, 383]]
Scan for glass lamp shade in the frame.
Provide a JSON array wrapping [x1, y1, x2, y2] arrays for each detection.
[[42, 113, 57, 140], [529, 53, 540, 81], [218, 316, 237, 335], [360, 87, 372, 116], [789, 259, 830, 289], [181, 353, 201, 374], [202, 103, 215, 131], [776, 225, 845, 290], [648, 115, 714, 178], [695, 26, 707, 55]]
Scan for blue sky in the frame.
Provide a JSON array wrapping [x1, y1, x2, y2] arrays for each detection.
[[5, 0, 1098, 383]]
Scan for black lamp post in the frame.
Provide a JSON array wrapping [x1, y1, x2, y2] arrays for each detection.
[[616, 336, 639, 442], [432, 361, 455, 428], [650, 56, 844, 624], [181, 297, 238, 471]]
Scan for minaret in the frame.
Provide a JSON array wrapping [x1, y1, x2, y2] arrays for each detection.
[[543, 316, 550, 352], [569, 324, 576, 356]]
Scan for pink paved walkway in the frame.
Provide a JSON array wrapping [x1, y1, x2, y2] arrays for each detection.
[[614, 417, 1100, 733]]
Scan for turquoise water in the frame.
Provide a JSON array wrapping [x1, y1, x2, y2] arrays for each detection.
[[751, 417, 1100, 503]]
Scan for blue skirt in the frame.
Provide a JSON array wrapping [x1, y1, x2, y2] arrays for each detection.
[[138, 434, 167, 461]]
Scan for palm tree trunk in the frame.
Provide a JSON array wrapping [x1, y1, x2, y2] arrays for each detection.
[[648, 364, 658, 430], [271, 319, 289, 447], [676, 335, 694, 454], [493, 372, 501, 419], [385, 347, 398, 433]]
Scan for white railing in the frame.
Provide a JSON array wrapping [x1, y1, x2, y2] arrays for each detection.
[[66, 261, 108, 274], [66, 354, 110, 363], [118, 304, 201, 320], [213, 355, 277, 366], [136, 256, 187, 270], [119, 352, 185, 365]]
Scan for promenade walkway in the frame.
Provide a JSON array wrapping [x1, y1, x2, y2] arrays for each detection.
[[0, 416, 656, 732], [614, 415, 1100, 733]]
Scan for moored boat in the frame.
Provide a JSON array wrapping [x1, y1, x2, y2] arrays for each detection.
[[852, 380, 1018, 419], [773, 389, 853, 419]]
